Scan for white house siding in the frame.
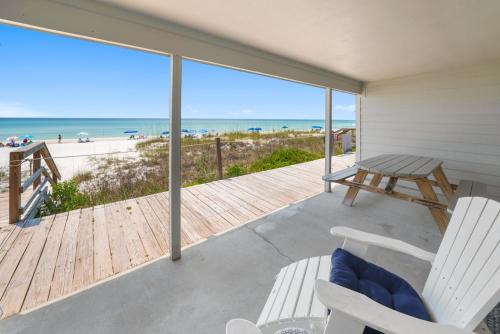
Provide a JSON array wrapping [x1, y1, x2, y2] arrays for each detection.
[[359, 60, 500, 191]]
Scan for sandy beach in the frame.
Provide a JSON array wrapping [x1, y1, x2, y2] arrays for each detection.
[[0, 137, 140, 182]]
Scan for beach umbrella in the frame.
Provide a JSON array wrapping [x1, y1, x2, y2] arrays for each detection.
[[198, 129, 208, 134], [124, 129, 139, 134], [181, 129, 190, 133], [312, 125, 323, 129], [6, 136, 18, 141], [281, 125, 288, 129], [77, 132, 89, 137], [248, 127, 262, 132], [21, 134, 33, 139], [161, 131, 169, 135]]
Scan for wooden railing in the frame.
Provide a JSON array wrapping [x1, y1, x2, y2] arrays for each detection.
[[9, 142, 61, 224]]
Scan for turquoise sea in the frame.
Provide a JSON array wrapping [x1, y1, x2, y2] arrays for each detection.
[[0, 118, 355, 140]]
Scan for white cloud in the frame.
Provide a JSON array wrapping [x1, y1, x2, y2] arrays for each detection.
[[0, 102, 50, 118], [334, 104, 355, 112]]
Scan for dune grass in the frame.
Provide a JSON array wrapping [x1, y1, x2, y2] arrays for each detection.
[[39, 131, 353, 215]]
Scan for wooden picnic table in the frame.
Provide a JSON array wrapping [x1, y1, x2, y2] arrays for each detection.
[[325, 154, 456, 232]]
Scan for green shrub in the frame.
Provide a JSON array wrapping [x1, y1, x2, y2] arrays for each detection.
[[184, 176, 215, 187], [38, 180, 87, 216], [250, 148, 321, 172], [225, 164, 247, 178]]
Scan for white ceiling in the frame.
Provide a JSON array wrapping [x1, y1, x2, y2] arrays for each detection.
[[100, 0, 500, 82]]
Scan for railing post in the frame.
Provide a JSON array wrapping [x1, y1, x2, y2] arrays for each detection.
[[33, 150, 41, 189], [9, 151, 22, 224], [215, 137, 223, 180]]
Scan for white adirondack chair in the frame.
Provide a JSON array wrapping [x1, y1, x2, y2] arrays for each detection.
[[227, 197, 500, 334]]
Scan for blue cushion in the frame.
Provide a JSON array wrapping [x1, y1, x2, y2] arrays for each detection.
[[330, 248, 430, 334]]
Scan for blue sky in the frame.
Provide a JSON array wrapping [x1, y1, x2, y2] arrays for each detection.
[[0, 24, 355, 120]]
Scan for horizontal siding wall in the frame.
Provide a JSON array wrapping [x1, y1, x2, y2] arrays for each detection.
[[360, 60, 500, 190]]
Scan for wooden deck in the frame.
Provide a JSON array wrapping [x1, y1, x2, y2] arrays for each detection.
[[0, 156, 353, 319], [0, 192, 7, 225]]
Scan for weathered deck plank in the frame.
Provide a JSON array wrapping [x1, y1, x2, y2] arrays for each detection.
[[48, 210, 80, 301], [104, 203, 130, 275], [0, 221, 35, 302], [0, 224, 15, 249], [0, 156, 354, 318], [116, 201, 148, 268], [22, 213, 68, 311], [72, 208, 94, 292], [92, 206, 114, 282], [0, 216, 55, 317], [135, 197, 169, 254], [125, 199, 163, 261]]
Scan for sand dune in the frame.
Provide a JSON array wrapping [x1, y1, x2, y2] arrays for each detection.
[[0, 138, 139, 182]]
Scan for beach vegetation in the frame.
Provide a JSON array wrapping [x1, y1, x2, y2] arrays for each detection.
[[36, 130, 355, 216], [38, 180, 86, 216], [249, 148, 321, 172], [225, 164, 247, 178], [72, 171, 93, 184], [135, 137, 165, 149]]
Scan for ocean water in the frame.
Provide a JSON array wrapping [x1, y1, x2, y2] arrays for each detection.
[[0, 118, 355, 140]]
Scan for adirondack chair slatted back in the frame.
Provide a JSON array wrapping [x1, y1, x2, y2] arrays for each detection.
[[422, 197, 500, 331]]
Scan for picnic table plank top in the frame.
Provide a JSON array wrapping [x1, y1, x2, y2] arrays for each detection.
[[357, 154, 443, 177]]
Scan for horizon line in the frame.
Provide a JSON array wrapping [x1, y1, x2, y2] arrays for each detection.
[[0, 117, 355, 121]]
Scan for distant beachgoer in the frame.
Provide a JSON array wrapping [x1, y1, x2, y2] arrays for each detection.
[[58, 134, 62, 143]]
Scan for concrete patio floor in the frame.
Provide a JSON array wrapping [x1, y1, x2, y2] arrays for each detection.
[[0, 183, 443, 334]]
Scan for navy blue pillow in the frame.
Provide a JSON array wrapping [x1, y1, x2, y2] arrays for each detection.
[[330, 248, 430, 334]]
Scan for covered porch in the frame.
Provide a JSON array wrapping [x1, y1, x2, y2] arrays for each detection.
[[0, 184, 441, 333], [1, 0, 500, 333], [0, 156, 354, 319]]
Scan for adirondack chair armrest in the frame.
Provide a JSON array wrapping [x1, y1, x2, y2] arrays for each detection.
[[315, 280, 476, 334], [331, 226, 436, 263], [226, 319, 263, 334]]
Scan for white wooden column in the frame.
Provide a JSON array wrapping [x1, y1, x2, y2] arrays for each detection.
[[355, 94, 362, 162], [169, 54, 182, 261], [325, 88, 333, 192]]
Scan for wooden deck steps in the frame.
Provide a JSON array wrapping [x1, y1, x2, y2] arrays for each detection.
[[0, 156, 354, 319]]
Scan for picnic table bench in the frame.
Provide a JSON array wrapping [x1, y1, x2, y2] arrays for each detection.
[[324, 154, 492, 232], [324, 154, 455, 231]]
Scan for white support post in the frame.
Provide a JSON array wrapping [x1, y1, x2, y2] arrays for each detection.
[[324, 88, 333, 192], [169, 54, 182, 261], [355, 93, 362, 162]]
